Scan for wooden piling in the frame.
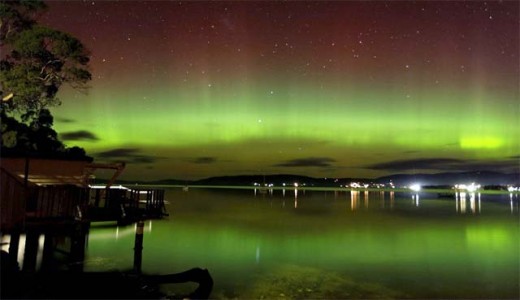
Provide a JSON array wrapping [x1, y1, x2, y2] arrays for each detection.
[[22, 231, 39, 271], [133, 221, 144, 273]]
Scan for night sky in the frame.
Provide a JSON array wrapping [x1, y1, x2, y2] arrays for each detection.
[[42, 1, 519, 181]]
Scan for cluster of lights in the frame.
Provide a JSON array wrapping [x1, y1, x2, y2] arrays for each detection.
[[454, 183, 481, 192], [252, 181, 516, 192], [89, 184, 129, 190], [255, 182, 303, 188], [507, 186, 519, 192], [253, 183, 274, 187], [409, 183, 421, 192], [348, 182, 394, 189], [348, 183, 363, 189]]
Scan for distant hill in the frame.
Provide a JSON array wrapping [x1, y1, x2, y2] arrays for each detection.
[[193, 174, 350, 187], [104, 170, 519, 187], [143, 174, 353, 187]]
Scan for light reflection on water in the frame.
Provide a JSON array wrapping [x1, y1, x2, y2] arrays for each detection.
[[455, 192, 488, 214], [84, 188, 519, 299], [89, 221, 153, 241]]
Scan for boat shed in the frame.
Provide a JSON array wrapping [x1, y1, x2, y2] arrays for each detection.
[[1, 157, 125, 231]]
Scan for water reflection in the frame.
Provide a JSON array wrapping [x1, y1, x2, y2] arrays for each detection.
[[456, 192, 481, 214], [294, 188, 298, 208], [254, 187, 274, 196], [255, 246, 260, 264], [412, 194, 420, 207], [349, 190, 400, 211], [77, 188, 519, 299], [247, 188, 515, 216], [456, 192, 466, 213], [511, 193, 519, 213], [2, 229, 88, 273], [1, 235, 10, 252], [89, 221, 153, 241], [35, 234, 45, 271], [350, 190, 359, 211], [17, 234, 26, 269]]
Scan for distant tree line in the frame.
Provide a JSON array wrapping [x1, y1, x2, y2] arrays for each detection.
[[1, 0, 91, 160]]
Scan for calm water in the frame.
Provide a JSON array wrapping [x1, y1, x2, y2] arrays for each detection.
[[85, 188, 519, 299]]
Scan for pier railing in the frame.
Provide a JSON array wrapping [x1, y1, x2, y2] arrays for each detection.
[[26, 185, 89, 220], [87, 187, 167, 222]]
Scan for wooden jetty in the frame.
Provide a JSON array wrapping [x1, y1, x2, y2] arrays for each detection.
[[88, 186, 167, 223], [1, 157, 213, 299], [1, 158, 168, 274], [0, 157, 168, 273]]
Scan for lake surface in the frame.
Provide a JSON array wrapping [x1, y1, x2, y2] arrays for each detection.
[[85, 188, 519, 299]]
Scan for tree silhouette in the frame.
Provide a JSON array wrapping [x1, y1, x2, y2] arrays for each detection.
[[1, 0, 91, 121], [1, 0, 91, 159]]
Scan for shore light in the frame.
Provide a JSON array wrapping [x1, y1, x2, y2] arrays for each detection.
[[466, 183, 480, 193], [454, 184, 467, 190], [454, 183, 481, 192], [409, 183, 421, 192]]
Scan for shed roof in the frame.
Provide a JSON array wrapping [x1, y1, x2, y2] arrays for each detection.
[[1, 158, 125, 187]]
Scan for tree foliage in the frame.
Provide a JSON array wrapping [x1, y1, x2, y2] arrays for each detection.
[[1, 108, 87, 159], [0, 0, 46, 43], [1, 0, 91, 121], [0, 0, 91, 159]]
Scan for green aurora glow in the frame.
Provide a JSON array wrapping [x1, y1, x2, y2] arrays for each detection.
[[40, 1, 518, 180]]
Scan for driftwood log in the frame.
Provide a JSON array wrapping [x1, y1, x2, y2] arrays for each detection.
[[1, 250, 213, 299], [146, 267, 214, 299]]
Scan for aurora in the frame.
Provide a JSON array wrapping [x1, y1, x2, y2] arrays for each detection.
[[41, 1, 518, 180]]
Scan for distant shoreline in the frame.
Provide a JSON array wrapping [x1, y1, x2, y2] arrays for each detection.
[[122, 184, 519, 195]]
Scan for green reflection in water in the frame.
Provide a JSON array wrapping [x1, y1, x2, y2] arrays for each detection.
[[85, 189, 519, 299]]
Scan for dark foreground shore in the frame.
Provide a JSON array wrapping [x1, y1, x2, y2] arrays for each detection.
[[1, 250, 213, 299]]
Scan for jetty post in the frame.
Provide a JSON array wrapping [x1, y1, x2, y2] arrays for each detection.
[[133, 220, 145, 273]]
